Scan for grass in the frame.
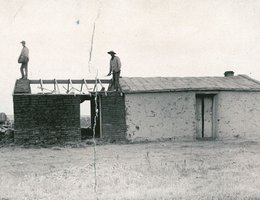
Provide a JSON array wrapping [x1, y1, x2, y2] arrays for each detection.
[[0, 139, 260, 199]]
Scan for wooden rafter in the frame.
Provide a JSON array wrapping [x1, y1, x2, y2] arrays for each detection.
[[30, 79, 111, 95], [40, 79, 44, 93], [54, 79, 60, 94], [83, 79, 91, 95]]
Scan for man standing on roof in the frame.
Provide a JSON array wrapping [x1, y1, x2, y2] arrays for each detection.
[[18, 41, 29, 79], [107, 50, 121, 91]]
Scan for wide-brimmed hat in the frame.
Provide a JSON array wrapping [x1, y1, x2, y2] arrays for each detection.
[[107, 50, 116, 55], [20, 41, 26, 44]]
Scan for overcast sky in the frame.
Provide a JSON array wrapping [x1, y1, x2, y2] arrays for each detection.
[[1, 0, 260, 114]]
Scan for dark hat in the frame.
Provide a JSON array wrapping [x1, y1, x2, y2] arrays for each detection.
[[107, 50, 116, 55], [20, 41, 26, 44]]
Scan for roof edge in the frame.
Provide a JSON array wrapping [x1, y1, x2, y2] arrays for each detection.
[[122, 88, 260, 94], [238, 74, 260, 86]]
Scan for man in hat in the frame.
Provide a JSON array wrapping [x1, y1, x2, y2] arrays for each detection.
[[107, 51, 121, 91], [18, 41, 29, 79]]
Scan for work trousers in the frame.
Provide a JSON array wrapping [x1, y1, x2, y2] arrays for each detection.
[[20, 61, 28, 79], [112, 71, 120, 91]]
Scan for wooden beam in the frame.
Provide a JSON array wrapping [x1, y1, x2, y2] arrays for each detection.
[[29, 79, 111, 84]]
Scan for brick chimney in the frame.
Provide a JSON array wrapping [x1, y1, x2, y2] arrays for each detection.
[[224, 71, 234, 77]]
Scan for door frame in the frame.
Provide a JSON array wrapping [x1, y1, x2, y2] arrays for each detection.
[[195, 93, 217, 140]]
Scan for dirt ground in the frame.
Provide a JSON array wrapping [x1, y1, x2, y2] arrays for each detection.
[[0, 139, 260, 200]]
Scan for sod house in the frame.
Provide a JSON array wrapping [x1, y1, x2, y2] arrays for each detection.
[[13, 72, 260, 144], [120, 72, 260, 141]]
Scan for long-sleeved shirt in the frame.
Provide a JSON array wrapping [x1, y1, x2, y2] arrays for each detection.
[[20, 46, 29, 58], [110, 56, 121, 73]]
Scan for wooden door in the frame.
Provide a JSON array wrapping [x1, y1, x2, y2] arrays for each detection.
[[196, 94, 214, 139]]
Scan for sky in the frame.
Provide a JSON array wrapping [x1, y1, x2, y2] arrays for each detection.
[[1, 0, 260, 115]]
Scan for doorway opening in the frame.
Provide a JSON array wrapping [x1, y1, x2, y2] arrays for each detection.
[[196, 94, 216, 140], [80, 96, 101, 140]]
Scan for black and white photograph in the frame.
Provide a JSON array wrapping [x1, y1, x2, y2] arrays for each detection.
[[0, 0, 260, 199]]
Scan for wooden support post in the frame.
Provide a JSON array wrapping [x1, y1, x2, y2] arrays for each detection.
[[40, 79, 44, 93], [67, 79, 70, 94]]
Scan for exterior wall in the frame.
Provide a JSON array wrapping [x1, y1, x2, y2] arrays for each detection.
[[100, 93, 126, 141], [125, 92, 196, 141], [13, 95, 81, 145], [216, 91, 260, 140], [125, 91, 260, 141]]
